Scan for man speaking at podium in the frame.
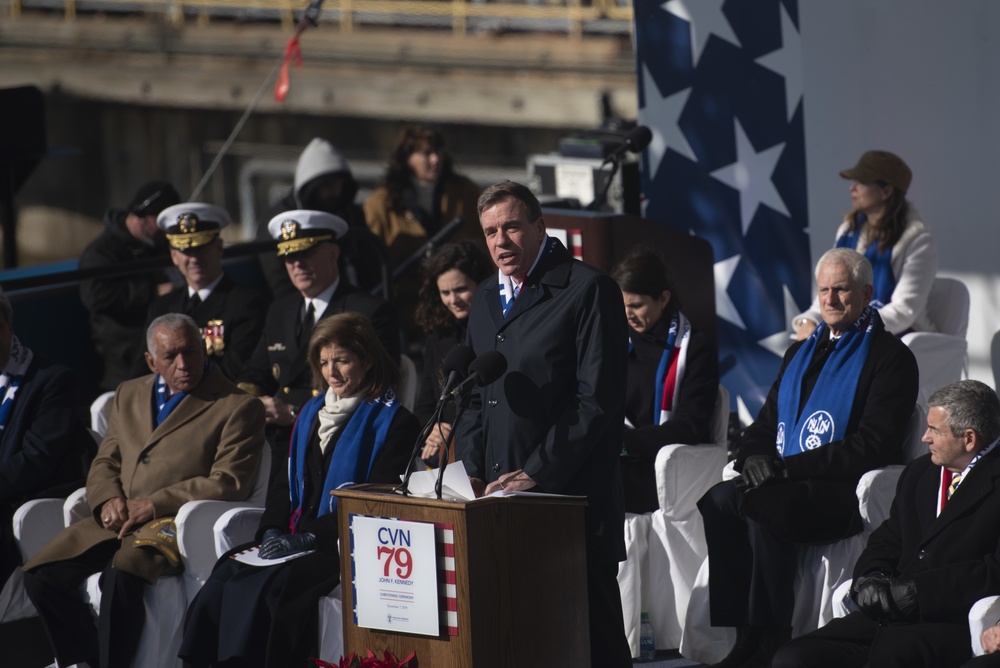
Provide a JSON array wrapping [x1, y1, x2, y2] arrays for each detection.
[[455, 181, 632, 666]]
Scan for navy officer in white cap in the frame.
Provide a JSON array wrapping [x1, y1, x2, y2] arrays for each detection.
[[129, 203, 267, 382], [238, 210, 400, 435]]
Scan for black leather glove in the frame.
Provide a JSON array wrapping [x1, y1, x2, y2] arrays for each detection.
[[741, 454, 783, 489], [851, 572, 893, 621], [258, 530, 317, 560], [888, 578, 919, 622]]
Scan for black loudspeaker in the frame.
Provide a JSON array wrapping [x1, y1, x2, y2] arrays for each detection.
[[0, 85, 47, 267]]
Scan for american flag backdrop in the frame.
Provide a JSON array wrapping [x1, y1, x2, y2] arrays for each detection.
[[634, 0, 812, 417]]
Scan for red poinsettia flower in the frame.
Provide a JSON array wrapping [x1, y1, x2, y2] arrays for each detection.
[[310, 648, 416, 668]]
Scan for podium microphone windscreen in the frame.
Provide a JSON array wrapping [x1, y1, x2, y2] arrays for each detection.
[[438, 345, 476, 399], [623, 125, 653, 153], [469, 350, 508, 386]]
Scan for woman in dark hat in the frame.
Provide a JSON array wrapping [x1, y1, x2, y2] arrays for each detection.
[[793, 150, 938, 339]]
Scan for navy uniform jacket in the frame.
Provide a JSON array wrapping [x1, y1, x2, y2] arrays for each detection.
[[238, 282, 400, 409], [455, 240, 629, 561], [132, 273, 268, 382], [855, 449, 1000, 622]]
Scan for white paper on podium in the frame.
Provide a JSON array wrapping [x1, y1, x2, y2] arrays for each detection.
[[401, 462, 586, 502], [401, 461, 477, 501]]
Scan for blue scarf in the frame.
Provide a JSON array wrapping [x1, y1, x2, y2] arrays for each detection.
[[836, 216, 896, 308], [288, 389, 400, 532], [499, 235, 556, 317], [0, 336, 32, 436], [775, 306, 879, 458], [153, 375, 187, 427]]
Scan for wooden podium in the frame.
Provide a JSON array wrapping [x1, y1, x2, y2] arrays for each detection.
[[333, 485, 591, 667]]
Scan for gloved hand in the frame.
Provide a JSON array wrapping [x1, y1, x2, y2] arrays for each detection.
[[258, 529, 316, 560], [851, 572, 893, 621], [888, 578, 919, 622], [741, 454, 784, 489]]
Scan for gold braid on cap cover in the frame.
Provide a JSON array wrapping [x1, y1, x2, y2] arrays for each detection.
[[166, 229, 221, 250], [166, 212, 221, 250], [276, 233, 334, 255]]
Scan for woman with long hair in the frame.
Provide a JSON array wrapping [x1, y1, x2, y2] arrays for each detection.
[[412, 241, 492, 467], [612, 245, 719, 513], [793, 150, 938, 339], [364, 125, 484, 341]]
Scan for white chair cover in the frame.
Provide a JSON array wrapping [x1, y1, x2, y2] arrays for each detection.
[[89, 391, 116, 438], [679, 405, 925, 662], [618, 385, 729, 654], [317, 585, 345, 663], [970, 596, 1000, 656], [0, 498, 70, 623], [397, 354, 418, 412], [23, 451, 272, 668], [901, 277, 970, 408]]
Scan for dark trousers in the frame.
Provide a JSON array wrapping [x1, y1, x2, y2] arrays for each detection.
[[22, 542, 146, 668], [772, 610, 972, 668], [586, 532, 633, 667], [962, 653, 1000, 667], [698, 479, 797, 628]]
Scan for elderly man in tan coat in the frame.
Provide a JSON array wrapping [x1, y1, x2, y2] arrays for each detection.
[[22, 313, 265, 668]]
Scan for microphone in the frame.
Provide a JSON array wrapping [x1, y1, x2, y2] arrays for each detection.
[[438, 345, 476, 402], [435, 350, 507, 499], [395, 345, 477, 496], [449, 350, 508, 398], [604, 125, 653, 163]]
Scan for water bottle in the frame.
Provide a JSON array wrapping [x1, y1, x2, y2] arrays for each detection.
[[639, 612, 655, 660]]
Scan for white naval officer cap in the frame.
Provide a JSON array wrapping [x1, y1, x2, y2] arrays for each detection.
[[267, 209, 349, 256], [157, 203, 231, 251]]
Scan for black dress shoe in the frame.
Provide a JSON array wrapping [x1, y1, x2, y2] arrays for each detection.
[[738, 627, 792, 668], [709, 626, 762, 668]]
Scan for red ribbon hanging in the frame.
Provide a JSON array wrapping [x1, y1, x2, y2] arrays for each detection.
[[274, 34, 303, 103]]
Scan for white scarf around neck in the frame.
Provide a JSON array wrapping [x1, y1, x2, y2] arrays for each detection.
[[316, 389, 363, 454]]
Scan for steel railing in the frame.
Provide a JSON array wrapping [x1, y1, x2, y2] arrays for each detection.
[[8, 0, 633, 37]]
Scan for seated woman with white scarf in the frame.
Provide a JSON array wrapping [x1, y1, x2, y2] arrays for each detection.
[[179, 312, 420, 668], [793, 150, 938, 340], [612, 246, 720, 514]]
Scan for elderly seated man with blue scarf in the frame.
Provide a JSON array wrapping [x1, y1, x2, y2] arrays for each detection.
[[698, 248, 919, 668]]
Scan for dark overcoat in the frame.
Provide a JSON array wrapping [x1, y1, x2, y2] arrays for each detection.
[[730, 319, 919, 542], [455, 240, 629, 560]]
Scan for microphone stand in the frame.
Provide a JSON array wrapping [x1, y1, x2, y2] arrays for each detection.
[[585, 156, 621, 212], [369, 217, 464, 297], [435, 396, 469, 499], [395, 398, 446, 496]]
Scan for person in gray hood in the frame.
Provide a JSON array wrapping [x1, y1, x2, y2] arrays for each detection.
[[255, 138, 387, 298]]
